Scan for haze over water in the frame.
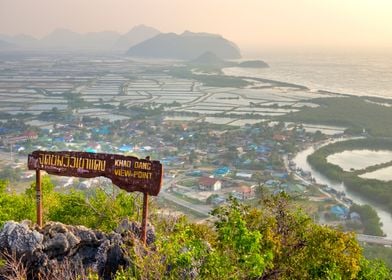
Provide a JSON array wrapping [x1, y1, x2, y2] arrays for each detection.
[[225, 52, 392, 98]]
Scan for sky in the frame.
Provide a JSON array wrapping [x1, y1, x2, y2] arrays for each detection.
[[1, 0, 392, 53]]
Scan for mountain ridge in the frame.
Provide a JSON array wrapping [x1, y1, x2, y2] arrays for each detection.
[[126, 31, 241, 59], [0, 25, 161, 52]]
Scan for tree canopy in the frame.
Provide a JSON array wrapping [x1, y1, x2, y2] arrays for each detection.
[[0, 178, 390, 279]]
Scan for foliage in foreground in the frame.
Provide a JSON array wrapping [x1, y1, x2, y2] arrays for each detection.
[[0, 178, 391, 279], [0, 177, 142, 231]]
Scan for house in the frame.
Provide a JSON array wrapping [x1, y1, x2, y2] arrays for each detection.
[[256, 145, 271, 154], [64, 133, 74, 142], [141, 146, 152, 151], [85, 147, 97, 153], [236, 185, 255, 200], [235, 172, 253, 180], [330, 205, 349, 219], [198, 177, 222, 191], [23, 131, 38, 140], [273, 134, 287, 142], [118, 144, 133, 153], [94, 126, 110, 135], [214, 166, 230, 177], [272, 172, 289, 179], [4, 135, 29, 144], [186, 170, 203, 176], [349, 212, 361, 221]]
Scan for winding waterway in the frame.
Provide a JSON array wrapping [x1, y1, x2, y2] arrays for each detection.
[[293, 143, 392, 237]]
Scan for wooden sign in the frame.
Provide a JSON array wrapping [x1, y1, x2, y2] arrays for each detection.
[[28, 151, 163, 196], [28, 150, 163, 244]]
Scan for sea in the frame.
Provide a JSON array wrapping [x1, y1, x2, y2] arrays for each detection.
[[224, 52, 392, 99], [225, 51, 392, 236]]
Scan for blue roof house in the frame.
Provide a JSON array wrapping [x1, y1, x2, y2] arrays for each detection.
[[331, 205, 349, 219], [118, 145, 133, 153], [214, 166, 230, 176]]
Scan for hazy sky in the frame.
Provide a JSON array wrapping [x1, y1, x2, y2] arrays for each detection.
[[1, 0, 392, 52]]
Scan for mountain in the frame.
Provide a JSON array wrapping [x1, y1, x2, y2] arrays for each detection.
[[0, 34, 38, 49], [0, 27, 241, 56], [40, 28, 81, 48], [126, 31, 241, 59], [15, 26, 158, 51], [188, 52, 269, 71], [11, 34, 38, 46], [40, 28, 121, 50], [113, 25, 160, 51]]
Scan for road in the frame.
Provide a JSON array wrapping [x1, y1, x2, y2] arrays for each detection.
[[282, 155, 351, 207], [160, 191, 212, 217], [357, 234, 392, 246]]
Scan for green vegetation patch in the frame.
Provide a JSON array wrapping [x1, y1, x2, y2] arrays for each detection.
[[281, 96, 392, 137], [308, 138, 392, 216], [363, 244, 392, 268], [0, 179, 391, 279]]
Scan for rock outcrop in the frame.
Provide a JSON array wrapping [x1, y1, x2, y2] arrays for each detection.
[[0, 220, 155, 279]]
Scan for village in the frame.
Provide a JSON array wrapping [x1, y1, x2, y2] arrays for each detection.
[[0, 55, 364, 234]]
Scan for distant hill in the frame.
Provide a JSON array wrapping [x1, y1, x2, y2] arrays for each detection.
[[0, 27, 243, 56], [238, 60, 269, 68], [126, 31, 241, 59], [113, 25, 160, 51], [189, 51, 235, 67], [11, 34, 38, 47], [40, 28, 82, 48], [0, 26, 160, 52], [0, 34, 37, 49], [188, 52, 269, 72], [40, 28, 121, 50]]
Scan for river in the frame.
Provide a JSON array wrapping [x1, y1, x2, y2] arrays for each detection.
[[293, 143, 392, 237]]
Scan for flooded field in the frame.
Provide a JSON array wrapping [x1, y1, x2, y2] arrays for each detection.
[[327, 150, 392, 171], [360, 166, 392, 181], [0, 56, 341, 127]]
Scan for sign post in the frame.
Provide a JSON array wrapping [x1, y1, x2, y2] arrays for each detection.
[[36, 169, 42, 227], [141, 192, 149, 244], [28, 151, 163, 244]]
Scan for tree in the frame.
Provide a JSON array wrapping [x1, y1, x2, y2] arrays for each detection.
[[1, 179, 391, 279], [252, 172, 267, 199], [188, 150, 197, 164]]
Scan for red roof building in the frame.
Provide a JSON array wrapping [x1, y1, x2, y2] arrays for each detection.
[[198, 177, 222, 191], [23, 131, 38, 140]]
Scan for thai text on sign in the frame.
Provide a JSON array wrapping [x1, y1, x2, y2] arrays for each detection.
[[28, 151, 163, 196]]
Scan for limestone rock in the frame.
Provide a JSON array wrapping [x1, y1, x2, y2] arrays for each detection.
[[0, 219, 155, 279], [116, 219, 155, 245], [0, 220, 43, 256]]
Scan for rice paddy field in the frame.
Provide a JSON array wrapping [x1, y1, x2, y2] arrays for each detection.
[[0, 55, 334, 127]]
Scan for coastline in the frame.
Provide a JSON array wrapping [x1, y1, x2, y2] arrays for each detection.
[[223, 66, 392, 100]]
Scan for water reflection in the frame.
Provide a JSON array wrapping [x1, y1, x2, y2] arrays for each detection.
[[293, 145, 392, 237]]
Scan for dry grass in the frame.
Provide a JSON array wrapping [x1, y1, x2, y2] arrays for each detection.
[[0, 252, 98, 280], [0, 252, 27, 280]]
